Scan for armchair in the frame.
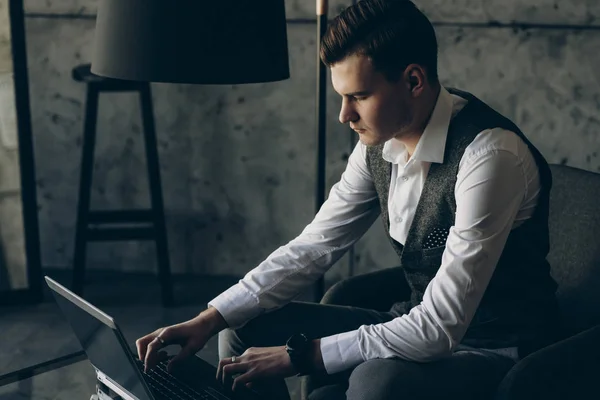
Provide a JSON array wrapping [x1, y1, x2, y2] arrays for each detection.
[[301, 164, 600, 399]]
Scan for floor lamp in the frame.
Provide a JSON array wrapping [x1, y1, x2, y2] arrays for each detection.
[[314, 0, 361, 302], [313, 0, 328, 302], [90, 0, 290, 294], [0, 0, 292, 384], [91, 1, 289, 84]]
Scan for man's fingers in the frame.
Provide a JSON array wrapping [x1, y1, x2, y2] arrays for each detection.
[[135, 335, 150, 361], [135, 338, 145, 362], [136, 333, 157, 362], [216, 358, 226, 381], [220, 361, 248, 385], [144, 336, 167, 372], [166, 345, 196, 373], [232, 370, 253, 392], [216, 356, 237, 381], [157, 350, 169, 362], [136, 328, 165, 362]]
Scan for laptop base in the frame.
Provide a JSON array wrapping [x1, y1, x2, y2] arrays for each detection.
[[95, 381, 122, 400]]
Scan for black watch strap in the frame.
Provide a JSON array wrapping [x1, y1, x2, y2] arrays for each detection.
[[286, 333, 312, 376]]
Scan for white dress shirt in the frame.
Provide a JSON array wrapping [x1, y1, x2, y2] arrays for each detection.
[[208, 86, 541, 375]]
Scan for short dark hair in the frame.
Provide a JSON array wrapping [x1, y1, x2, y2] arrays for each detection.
[[320, 0, 439, 84]]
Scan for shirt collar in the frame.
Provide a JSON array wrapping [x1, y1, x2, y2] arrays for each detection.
[[382, 86, 454, 165]]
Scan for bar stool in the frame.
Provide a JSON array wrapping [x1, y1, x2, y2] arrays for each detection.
[[71, 64, 173, 306]]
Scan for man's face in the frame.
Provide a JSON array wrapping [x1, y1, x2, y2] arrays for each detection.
[[331, 54, 415, 146]]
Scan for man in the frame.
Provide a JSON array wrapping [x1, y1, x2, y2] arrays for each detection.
[[136, 0, 561, 399]]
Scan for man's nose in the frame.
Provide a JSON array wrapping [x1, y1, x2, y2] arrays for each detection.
[[339, 103, 357, 125]]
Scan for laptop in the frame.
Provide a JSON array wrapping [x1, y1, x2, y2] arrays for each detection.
[[45, 276, 265, 400]]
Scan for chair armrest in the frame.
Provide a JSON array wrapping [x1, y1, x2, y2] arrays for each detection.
[[320, 266, 410, 311], [495, 323, 600, 400]]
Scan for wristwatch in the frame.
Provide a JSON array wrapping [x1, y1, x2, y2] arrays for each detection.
[[285, 333, 312, 376]]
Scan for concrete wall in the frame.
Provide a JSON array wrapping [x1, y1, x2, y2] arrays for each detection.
[[20, 0, 600, 288], [0, 0, 29, 290]]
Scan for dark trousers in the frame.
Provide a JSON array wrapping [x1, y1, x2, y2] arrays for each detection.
[[218, 268, 515, 400]]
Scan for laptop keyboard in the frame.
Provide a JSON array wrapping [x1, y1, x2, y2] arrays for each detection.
[[138, 359, 230, 400]]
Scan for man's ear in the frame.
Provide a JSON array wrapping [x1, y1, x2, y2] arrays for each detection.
[[409, 75, 419, 89], [403, 64, 426, 95]]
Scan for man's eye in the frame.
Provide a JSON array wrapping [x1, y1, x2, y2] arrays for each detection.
[[354, 96, 366, 101]]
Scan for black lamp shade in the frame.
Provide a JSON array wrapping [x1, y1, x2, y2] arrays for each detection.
[[91, 0, 290, 84]]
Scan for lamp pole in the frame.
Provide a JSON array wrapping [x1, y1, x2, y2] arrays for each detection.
[[313, 0, 328, 302]]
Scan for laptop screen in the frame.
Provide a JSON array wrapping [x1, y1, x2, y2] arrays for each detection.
[[49, 280, 152, 400]]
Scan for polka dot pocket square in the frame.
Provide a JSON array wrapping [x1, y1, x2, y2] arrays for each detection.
[[422, 226, 450, 250]]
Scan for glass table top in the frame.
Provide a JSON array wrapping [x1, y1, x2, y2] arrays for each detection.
[[0, 355, 98, 400], [0, 273, 250, 399]]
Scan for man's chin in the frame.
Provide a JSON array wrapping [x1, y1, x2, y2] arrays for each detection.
[[358, 134, 384, 147]]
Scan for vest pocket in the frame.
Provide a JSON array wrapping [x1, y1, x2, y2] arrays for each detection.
[[421, 245, 446, 261], [402, 246, 445, 270]]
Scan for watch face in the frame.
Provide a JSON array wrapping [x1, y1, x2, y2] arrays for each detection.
[[288, 333, 308, 350]]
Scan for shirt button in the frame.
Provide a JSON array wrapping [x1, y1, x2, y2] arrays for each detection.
[[401, 176, 408, 182], [395, 217, 403, 223]]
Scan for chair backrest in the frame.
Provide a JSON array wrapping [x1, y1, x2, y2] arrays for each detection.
[[547, 164, 600, 334]]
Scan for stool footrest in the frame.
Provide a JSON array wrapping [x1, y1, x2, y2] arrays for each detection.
[[88, 209, 154, 224], [72, 71, 173, 306], [87, 226, 155, 241]]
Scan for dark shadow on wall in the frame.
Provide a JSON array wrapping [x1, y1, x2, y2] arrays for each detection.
[[0, 231, 10, 291]]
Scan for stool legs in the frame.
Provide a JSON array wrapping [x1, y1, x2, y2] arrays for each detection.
[[72, 84, 99, 296], [71, 82, 174, 307], [140, 84, 173, 306]]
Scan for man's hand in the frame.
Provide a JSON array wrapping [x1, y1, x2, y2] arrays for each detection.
[[136, 307, 228, 373], [216, 346, 296, 392]]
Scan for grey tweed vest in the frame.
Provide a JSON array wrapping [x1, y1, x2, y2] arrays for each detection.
[[366, 88, 560, 356]]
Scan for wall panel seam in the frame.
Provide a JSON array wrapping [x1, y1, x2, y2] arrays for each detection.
[[21, 13, 600, 31]]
